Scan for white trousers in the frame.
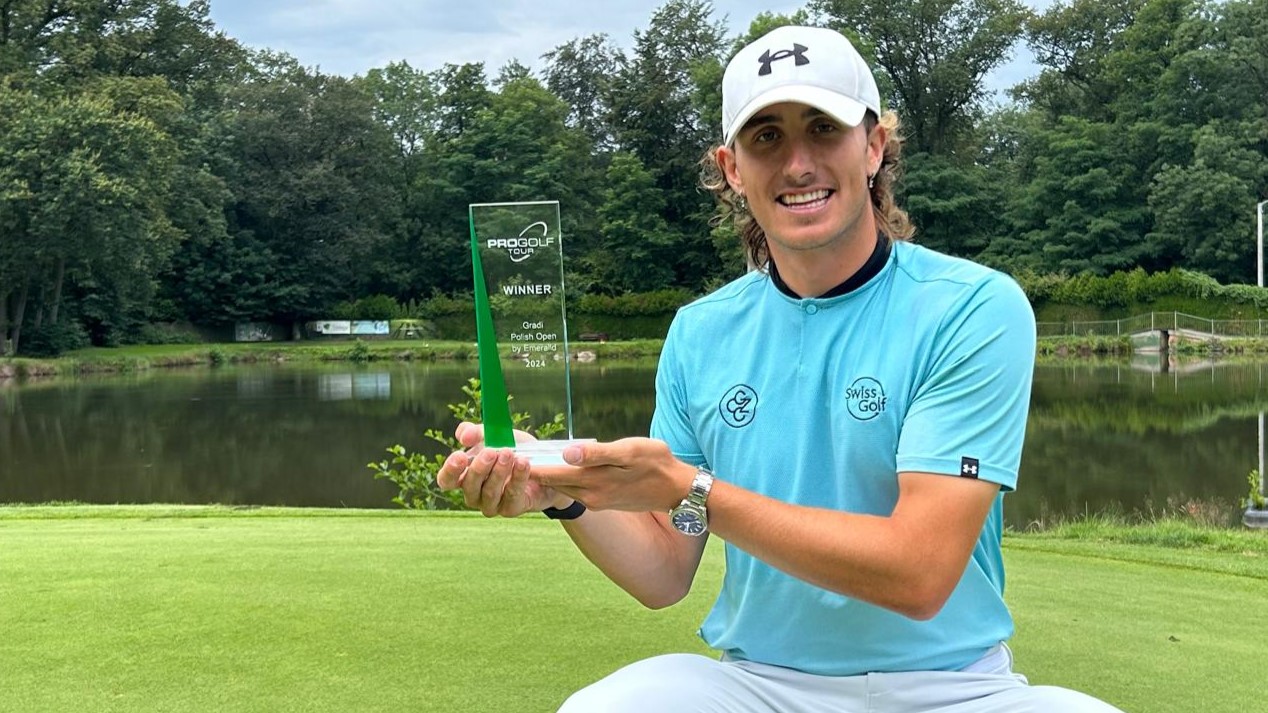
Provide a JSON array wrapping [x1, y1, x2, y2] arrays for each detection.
[[557, 646, 1124, 713]]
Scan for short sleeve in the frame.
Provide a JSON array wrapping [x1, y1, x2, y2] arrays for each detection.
[[650, 315, 707, 466], [895, 274, 1036, 491]]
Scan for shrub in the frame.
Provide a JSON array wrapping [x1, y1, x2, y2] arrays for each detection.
[[368, 378, 565, 510], [17, 321, 91, 357]]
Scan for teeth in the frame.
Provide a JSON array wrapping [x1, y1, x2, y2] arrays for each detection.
[[781, 190, 830, 206]]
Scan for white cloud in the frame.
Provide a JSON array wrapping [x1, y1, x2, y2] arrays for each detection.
[[204, 0, 1040, 92]]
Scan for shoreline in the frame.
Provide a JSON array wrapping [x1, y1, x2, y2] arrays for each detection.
[[3, 334, 1267, 381]]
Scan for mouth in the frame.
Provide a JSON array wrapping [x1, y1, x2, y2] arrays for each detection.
[[777, 189, 833, 210]]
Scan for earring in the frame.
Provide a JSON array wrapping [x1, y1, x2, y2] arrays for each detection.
[[868, 173, 875, 190], [736, 194, 748, 213]]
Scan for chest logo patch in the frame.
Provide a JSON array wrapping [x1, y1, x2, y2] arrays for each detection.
[[719, 384, 758, 428], [845, 377, 887, 421]]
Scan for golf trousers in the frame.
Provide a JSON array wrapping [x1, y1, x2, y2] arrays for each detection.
[[556, 645, 1125, 713]]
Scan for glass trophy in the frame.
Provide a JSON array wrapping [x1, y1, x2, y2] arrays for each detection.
[[468, 201, 589, 465]]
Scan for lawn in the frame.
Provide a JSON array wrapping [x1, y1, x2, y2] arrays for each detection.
[[0, 506, 1262, 712]]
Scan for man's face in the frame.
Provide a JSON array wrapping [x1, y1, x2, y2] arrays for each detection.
[[719, 102, 883, 259]]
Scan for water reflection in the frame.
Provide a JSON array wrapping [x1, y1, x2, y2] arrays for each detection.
[[0, 360, 1264, 528], [316, 372, 392, 401]]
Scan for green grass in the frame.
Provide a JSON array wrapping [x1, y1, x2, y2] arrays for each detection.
[[0, 507, 1263, 712]]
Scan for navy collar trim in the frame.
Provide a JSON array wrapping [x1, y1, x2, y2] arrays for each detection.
[[768, 233, 891, 299]]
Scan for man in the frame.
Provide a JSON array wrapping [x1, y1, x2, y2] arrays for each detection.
[[438, 25, 1123, 713]]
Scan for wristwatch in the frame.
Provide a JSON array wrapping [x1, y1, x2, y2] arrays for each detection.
[[669, 467, 714, 537]]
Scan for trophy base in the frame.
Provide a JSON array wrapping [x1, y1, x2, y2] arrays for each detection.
[[514, 438, 595, 466]]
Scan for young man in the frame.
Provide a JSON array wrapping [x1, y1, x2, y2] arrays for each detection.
[[438, 25, 1123, 712]]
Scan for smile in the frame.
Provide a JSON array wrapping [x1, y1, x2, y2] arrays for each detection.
[[777, 189, 833, 208]]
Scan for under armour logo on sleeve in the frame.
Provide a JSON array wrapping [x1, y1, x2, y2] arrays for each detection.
[[960, 457, 980, 479], [758, 43, 809, 76]]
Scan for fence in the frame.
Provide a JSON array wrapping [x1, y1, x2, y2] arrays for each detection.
[[1036, 312, 1268, 339]]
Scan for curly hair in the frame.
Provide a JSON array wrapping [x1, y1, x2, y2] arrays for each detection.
[[700, 110, 914, 269]]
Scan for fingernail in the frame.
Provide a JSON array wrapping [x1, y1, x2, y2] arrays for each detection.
[[563, 445, 582, 464]]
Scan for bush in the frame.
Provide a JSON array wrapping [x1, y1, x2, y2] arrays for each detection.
[[17, 321, 91, 357], [331, 295, 402, 320], [132, 323, 203, 345], [368, 378, 565, 510], [577, 289, 694, 317]]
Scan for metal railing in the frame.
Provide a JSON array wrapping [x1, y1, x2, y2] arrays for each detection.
[[1037, 312, 1267, 338]]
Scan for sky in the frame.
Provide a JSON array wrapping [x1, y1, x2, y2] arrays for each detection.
[[203, 0, 1043, 98]]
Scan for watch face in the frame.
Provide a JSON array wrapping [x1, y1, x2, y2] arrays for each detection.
[[672, 508, 706, 536]]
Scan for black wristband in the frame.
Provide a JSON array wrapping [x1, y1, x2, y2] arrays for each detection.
[[542, 500, 586, 521]]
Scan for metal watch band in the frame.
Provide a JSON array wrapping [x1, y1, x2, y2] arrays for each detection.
[[687, 468, 714, 508]]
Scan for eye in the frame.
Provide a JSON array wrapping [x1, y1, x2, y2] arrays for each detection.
[[811, 120, 839, 135], [752, 127, 779, 144]]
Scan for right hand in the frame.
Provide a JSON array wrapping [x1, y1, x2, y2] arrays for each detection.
[[435, 422, 570, 518]]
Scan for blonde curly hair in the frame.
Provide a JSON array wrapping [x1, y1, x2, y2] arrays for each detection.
[[700, 110, 914, 269]]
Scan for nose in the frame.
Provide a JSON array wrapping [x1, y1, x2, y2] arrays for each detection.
[[782, 135, 815, 183]]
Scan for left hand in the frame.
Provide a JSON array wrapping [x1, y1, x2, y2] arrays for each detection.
[[531, 437, 697, 512]]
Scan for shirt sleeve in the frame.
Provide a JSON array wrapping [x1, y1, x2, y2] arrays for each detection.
[[650, 314, 707, 466], [895, 273, 1036, 491]]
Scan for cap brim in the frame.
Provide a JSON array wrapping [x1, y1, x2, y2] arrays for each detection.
[[724, 85, 869, 146]]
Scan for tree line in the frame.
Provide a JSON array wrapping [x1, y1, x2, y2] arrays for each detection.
[[1, 0, 1265, 355]]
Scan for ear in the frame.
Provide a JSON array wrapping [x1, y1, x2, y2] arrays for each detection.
[[716, 145, 744, 195], [866, 123, 887, 177]]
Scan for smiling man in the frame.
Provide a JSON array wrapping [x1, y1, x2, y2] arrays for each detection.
[[438, 25, 1123, 712]]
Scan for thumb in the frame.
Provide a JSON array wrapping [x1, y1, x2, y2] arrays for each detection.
[[562, 443, 586, 465], [455, 421, 485, 448]]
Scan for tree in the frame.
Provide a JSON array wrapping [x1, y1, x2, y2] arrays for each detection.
[[0, 77, 183, 353], [812, 0, 1029, 156], [607, 0, 728, 290], [542, 34, 622, 151], [590, 153, 677, 293]]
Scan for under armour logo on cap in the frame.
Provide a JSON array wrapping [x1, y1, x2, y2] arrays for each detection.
[[757, 43, 809, 76], [960, 457, 980, 479]]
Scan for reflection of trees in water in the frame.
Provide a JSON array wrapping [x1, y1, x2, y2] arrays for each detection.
[[1008, 363, 1265, 527], [5, 361, 1265, 519]]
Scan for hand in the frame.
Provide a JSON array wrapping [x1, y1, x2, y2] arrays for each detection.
[[532, 437, 696, 513], [435, 422, 568, 517]]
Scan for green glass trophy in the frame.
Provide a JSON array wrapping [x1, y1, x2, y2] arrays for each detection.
[[469, 201, 588, 464]]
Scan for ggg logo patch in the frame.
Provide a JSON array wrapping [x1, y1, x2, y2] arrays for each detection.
[[845, 377, 887, 421], [719, 384, 758, 428]]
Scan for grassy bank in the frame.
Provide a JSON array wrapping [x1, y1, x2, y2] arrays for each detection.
[[0, 506, 1262, 712], [5, 334, 1268, 379], [0, 339, 666, 378]]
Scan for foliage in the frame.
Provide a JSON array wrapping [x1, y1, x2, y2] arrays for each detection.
[[1246, 470, 1265, 511], [3, 0, 1267, 353], [331, 294, 402, 320], [16, 321, 91, 357], [368, 378, 565, 510], [576, 288, 695, 317], [1016, 267, 1268, 313]]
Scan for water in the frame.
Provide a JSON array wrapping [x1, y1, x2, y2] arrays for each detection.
[[1, 358, 1263, 528]]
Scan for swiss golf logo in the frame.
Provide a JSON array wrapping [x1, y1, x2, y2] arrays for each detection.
[[845, 377, 887, 421], [486, 221, 555, 263]]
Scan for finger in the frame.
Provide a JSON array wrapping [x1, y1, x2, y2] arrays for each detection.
[[456, 421, 485, 448], [478, 450, 516, 517], [531, 463, 586, 492], [499, 456, 532, 516], [461, 448, 500, 509], [436, 451, 473, 490]]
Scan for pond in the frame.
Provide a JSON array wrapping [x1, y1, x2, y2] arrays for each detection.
[[1, 357, 1263, 529]]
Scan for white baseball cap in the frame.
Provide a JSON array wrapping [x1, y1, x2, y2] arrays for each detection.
[[722, 26, 881, 146]]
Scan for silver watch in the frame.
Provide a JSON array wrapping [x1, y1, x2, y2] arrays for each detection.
[[669, 467, 714, 537]]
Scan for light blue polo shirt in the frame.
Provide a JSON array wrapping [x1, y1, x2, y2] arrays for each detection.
[[650, 240, 1036, 677]]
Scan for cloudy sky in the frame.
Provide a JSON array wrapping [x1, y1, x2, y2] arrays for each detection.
[[204, 0, 1042, 97]]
